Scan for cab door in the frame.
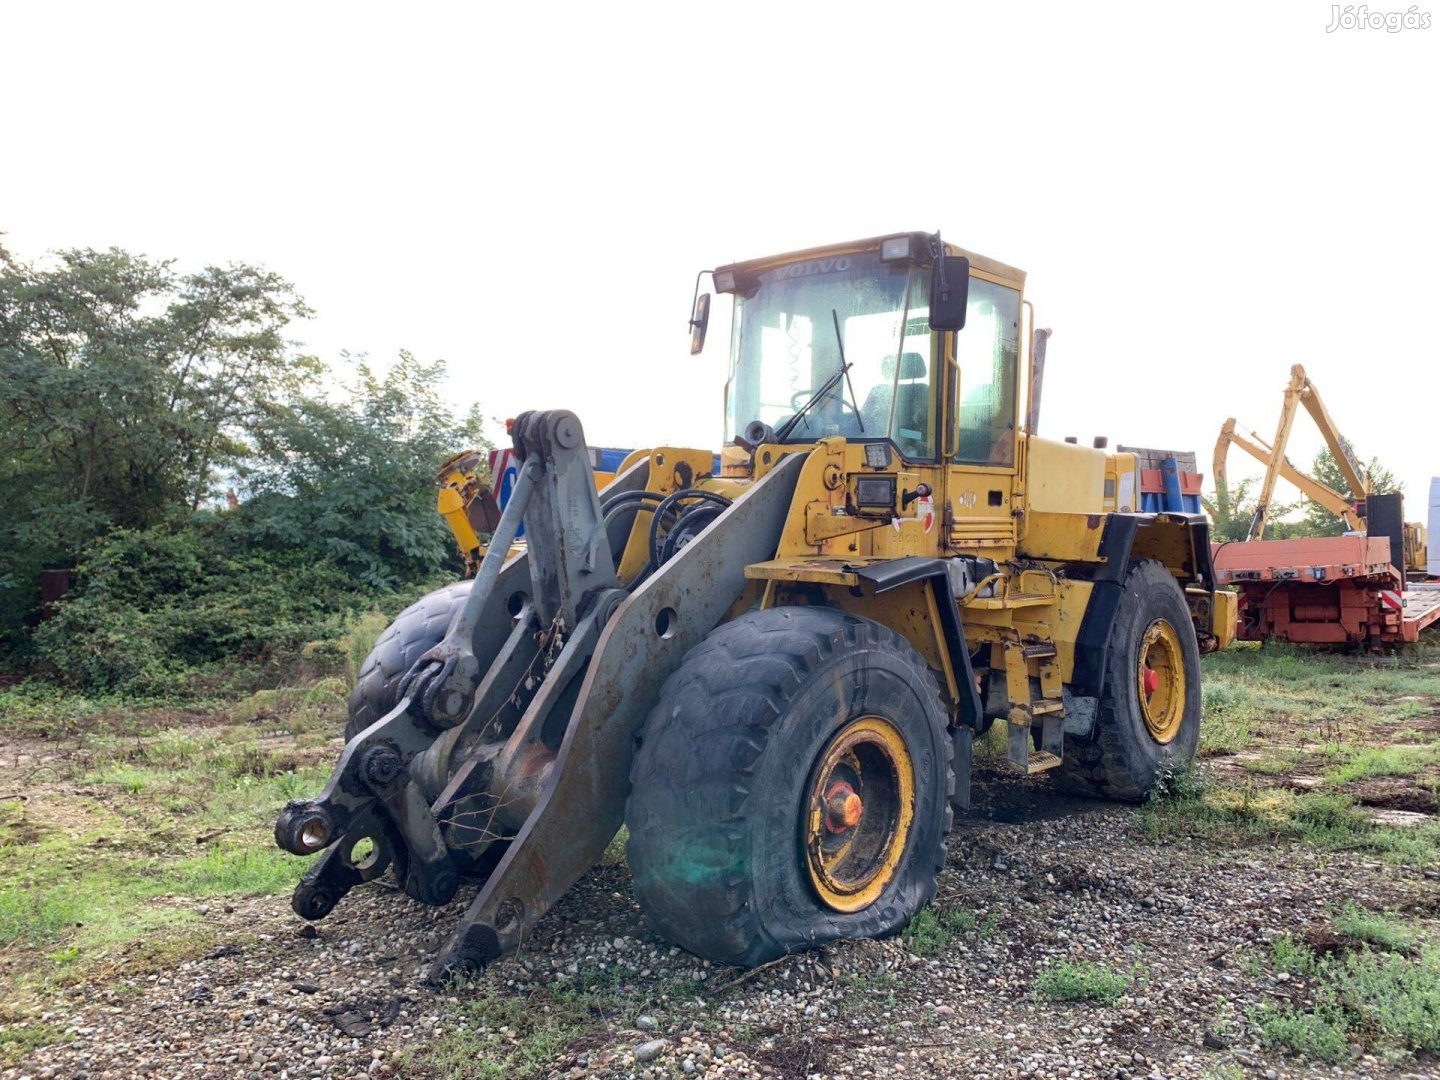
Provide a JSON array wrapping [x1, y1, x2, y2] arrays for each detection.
[[941, 270, 1025, 556]]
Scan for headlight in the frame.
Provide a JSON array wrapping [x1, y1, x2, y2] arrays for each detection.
[[880, 235, 911, 262], [854, 475, 897, 510]]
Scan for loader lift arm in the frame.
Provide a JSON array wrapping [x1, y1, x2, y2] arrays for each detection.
[[275, 411, 804, 980]]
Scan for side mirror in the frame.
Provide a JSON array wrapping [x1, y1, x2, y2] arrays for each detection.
[[929, 255, 970, 331], [689, 292, 711, 355]]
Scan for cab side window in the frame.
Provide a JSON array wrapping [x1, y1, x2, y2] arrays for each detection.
[[953, 279, 1021, 467]]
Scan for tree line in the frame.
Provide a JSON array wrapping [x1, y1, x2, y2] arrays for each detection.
[[0, 239, 484, 695]]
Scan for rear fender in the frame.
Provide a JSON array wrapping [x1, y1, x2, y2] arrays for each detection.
[[1071, 513, 1216, 697]]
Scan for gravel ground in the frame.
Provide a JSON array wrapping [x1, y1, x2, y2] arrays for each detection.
[[5, 770, 1437, 1080]]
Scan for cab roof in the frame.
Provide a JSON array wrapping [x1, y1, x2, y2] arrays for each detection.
[[716, 232, 1026, 287]]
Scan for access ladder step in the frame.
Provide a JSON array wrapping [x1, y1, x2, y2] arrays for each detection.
[[1006, 720, 1065, 775], [1021, 642, 1058, 660]]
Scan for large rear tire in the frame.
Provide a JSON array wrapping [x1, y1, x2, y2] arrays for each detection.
[[1056, 558, 1201, 801], [345, 580, 472, 740], [625, 606, 954, 967]]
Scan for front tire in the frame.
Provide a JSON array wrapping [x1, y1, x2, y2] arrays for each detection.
[[345, 581, 472, 740], [624, 606, 954, 967], [1056, 558, 1202, 800]]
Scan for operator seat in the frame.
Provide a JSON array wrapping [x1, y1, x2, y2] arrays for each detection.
[[862, 352, 930, 455]]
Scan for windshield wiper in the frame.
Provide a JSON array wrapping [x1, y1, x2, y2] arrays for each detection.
[[835, 309, 864, 433], [775, 308, 863, 441]]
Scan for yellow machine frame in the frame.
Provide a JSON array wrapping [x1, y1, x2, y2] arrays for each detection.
[[594, 235, 1234, 774], [434, 234, 1238, 781]]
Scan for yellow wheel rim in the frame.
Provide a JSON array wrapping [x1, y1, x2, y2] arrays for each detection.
[[1137, 619, 1185, 743], [803, 716, 915, 913]]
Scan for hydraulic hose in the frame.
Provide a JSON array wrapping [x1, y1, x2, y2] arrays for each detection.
[[602, 487, 734, 587], [648, 489, 733, 568]]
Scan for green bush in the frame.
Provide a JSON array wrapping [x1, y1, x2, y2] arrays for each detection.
[[0, 239, 484, 674], [237, 351, 485, 590], [30, 520, 412, 695]]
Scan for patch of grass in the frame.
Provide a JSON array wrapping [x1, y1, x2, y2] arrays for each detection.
[[1324, 745, 1440, 785], [1, 843, 299, 951], [168, 844, 305, 896], [1269, 934, 1317, 975], [902, 903, 978, 957], [973, 720, 1009, 762], [1033, 960, 1131, 1004], [1253, 996, 1352, 1063], [600, 827, 628, 868], [840, 965, 900, 997], [0, 708, 322, 1005], [79, 727, 329, 836], [421, 990, 593, 1080], [339, 610, 392, 685], [0, 1021, 70, 1066], [1332, 902, 1422, 953], [1334, 944, 1440, 1052], [1251, 934, 1440, 1061], [1198, 644, 1440, 765], [1139, 767, 1440, 868], [1238, 756, 1298, 776], [1199, 680, 1255, 755], [229, 679, 348, 736], [0, 881, 85, 948], [1149, 760, 1208, 803], [0, 681, 119, 737]]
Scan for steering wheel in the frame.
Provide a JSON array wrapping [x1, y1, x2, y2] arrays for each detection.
[[789, 389, 860, 420]]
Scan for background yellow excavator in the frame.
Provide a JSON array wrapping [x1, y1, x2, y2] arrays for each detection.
[[1213, 363, 1427, 572], [436, 442, 625, 576]]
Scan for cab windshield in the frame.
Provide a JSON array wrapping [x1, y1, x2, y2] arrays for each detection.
[[724, 251, 935, 458]]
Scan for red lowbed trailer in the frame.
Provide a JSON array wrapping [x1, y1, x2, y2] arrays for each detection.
[[1214, 534, 1440, 645]]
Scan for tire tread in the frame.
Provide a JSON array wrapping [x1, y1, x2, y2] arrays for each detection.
[[625, 606, 953, 966]]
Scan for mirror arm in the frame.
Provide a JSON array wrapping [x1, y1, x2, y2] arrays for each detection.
[[687, 270, 708, 329]]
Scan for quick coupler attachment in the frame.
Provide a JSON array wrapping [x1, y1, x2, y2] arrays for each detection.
[[274, 697, 464, 918]]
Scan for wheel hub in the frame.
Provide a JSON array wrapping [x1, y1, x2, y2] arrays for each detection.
[[823, 781, 864, 833], [803, 716, 915, 913], [1137, 618, 1185, 743]]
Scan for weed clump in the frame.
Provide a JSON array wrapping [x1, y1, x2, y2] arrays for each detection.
[[902, 903, 981, 957], [1251, 924, 1438, 1062], [1033, 960, 1131, 1004]]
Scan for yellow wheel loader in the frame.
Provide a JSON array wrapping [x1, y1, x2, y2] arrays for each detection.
[[274, 232, 1237, 979]]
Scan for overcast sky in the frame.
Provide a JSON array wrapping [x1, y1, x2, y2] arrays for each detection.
[[5, 0, 1438, 513]]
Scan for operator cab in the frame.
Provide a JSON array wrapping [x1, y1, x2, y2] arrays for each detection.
[[695, 232, 1025, 470]]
